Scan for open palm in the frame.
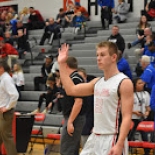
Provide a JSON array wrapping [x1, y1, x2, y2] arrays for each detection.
[[58, 43, 69, 64]]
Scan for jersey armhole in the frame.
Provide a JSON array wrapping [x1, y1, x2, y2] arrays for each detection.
[[117, 78, 129, 99]]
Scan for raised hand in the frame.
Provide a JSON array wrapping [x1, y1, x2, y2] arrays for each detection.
[[58, 43, 69, 64]]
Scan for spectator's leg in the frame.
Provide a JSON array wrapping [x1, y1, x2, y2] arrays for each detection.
[[34, 77, 41, 91], [16, 85, 22, 100], [18, 49, 25, 59], [131, 39, 141, 47], [141, 131, 150, 155], [48, 33, 54, 45], [40, 32, 50, 45], [128, 119, 139, 141], [42, 92, 52, 113], [38, 93, 46, 110], [101, 7, 110, 29]]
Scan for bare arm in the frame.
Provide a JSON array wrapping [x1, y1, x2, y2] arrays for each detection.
[[117, 79, 133, 146], [58, 43, 99, 96], [109, 79, 133, 155], [67, 98, 82, 136], [145, 3, 149, 12]]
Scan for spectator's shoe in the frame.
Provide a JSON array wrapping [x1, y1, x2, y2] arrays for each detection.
[[31, 109, 40, 114], [128, 43, 132, 49], [41, 109, 48, 114]]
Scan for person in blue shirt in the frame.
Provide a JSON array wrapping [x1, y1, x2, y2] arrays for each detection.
[[72, 11, 86, 34], [140, 55, 155, 93], [117, 50, 132, 79], [150, 85, 155, 142], [97, 0, 115, 29], [144, 39, 155, 65], [150, 84, 155, 112]]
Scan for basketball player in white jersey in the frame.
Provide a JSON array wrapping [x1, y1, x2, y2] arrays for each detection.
[[58, 41, 133, 155]]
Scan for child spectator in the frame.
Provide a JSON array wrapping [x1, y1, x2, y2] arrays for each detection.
[[12, 63, 25, 100], [72, 11, 86, 34], [31, 74, 59, 114]]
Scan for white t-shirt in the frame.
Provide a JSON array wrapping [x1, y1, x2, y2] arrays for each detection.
[[12, 71, 25, 86], [93, 73, 127, 135], [132, 91, 150, 119]]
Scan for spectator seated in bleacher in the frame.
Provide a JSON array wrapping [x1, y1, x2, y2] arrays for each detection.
[[16, 29, 28, 59], [19, 7, 30, 29], [8, 6, 18, 20], [16, 20, 28, 39], [0, 37, 18, 68], [72, 11, 87, 34], [134, 34, 155, 63], [32, 74, 59, 114], [74, 2, 89, 21], [56, 8, 69, 28], [12, 63, 25, 100], [142, 0, 155, 21], [107, 25, 125, 53], [128, 25, 152, 50], [134, 34, 155, 76], [128, 15, 152, 49], [140, 55, 155, 93], [39, 17, 61, 45], [28, 7, 45, 30], [128, 77, 151, 155], [4, 30, 14, 46], [34, 55, 53, 91], [113, 0, 130, 23], [117, 50, 132, 79]]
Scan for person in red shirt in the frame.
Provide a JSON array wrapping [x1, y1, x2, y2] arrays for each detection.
[[0, 37, 18, 68]]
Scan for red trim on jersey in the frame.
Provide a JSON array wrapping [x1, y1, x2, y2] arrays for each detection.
[[115, 100, 121, 133]]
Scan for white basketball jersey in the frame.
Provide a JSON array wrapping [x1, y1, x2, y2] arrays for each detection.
[[93, 73, 128, 134]]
